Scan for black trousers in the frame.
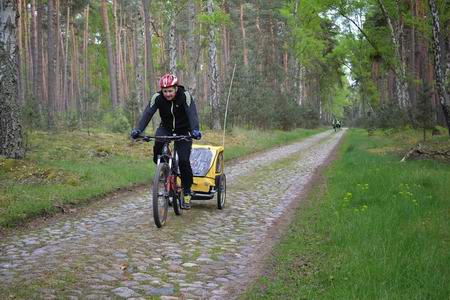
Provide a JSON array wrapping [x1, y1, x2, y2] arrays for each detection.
[[153, 127, 193, 193]]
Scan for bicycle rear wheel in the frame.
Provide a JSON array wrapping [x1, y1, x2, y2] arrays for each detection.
[[152, 163, 170, 228]]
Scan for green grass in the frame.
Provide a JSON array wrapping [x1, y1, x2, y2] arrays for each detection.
[[243, 128, 450, 299], [0, 127, 324, 228]]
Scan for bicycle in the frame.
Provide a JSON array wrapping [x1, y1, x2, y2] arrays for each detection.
[[332, 122, 341, 132], [138, 134, 192, 228]]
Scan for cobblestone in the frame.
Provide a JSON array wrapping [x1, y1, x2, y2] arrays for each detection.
[[0, 130, 344, 299]]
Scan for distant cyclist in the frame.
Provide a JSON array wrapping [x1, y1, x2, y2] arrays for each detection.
[[130, 73, 201, 209], [332, 119, 341, 132]]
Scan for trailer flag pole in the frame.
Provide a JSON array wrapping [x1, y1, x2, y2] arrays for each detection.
[[223, 63, 237, 147]]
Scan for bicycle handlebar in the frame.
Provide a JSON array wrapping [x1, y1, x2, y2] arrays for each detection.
[[136, 135, 192, 142]]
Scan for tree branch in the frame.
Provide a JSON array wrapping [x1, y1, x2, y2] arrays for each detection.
[[150, 20, 161, 38], [338, 11, 380, 54], [339, 10, 398, 76]]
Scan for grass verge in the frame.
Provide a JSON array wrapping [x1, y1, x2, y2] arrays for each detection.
[[0, 127, 323, 228], [243, 128, 450, 299]]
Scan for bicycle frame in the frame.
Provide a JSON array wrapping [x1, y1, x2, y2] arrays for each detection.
[[140, 134, 191, 179], [158, 140, 180, 179]]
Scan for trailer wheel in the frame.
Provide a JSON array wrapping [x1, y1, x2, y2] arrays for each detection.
[[217, 174, 226, 209]]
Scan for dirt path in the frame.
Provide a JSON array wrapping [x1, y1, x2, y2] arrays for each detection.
[[0, 130, 345, 299]]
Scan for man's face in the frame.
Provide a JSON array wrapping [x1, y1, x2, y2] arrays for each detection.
[[162, 86, 177, 101]]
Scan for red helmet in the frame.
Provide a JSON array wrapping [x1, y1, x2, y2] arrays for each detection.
[[159, 73, 178, 88]]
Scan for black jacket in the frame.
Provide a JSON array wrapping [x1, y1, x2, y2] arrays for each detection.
[[137, 85, 200, 134]]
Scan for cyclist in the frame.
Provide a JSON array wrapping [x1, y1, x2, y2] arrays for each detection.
[[130, 73, 201, 209], [332, 118, 341, 132]]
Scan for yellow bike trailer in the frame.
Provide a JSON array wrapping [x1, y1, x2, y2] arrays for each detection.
[[186, 144, 226, 209]]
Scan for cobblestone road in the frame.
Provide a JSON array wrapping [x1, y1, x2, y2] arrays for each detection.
[[0, 130, 345, 299]]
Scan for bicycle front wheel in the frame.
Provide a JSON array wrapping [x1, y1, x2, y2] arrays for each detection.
[[152, 163, 170, 228]]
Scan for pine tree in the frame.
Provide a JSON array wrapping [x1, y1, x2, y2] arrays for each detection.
[[0, 0, 25, 158]]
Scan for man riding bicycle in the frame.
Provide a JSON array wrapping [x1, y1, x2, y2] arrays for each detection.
[[130, 73, 201, 209], [332, 118, 341, 132]]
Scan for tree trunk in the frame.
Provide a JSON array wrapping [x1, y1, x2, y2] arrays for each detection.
[[446, 20, 450, 88], [120, 22, 129, 101], [55, 0, 61, 112], [168, 15, 177, 74], [142, 0, 156, 98], [71, 23, 81, 115], [70, 24, 75, 111], [63, 5, 70, 112], [291, 0, 304, 105], [39, 0, 48, 112], [47, 0, 56, 129], [177, 30, 184, 83], [186, 0, 198, 95], [35, 0, 45, 114], [239, 2, 248, 68], [101, 0, 119, 108], [83, 5, 89, 102], [22, 0, 32, 98], [0, 0, 25, 158], [141, 2, 148, 103], [408, 0, 417, 108], [428, 0, 450, 136], [268, 10, 277, 89], [377, 0, 409, 108], [283, 51, 288, 76], [296, 64, 305, 105], [135, 6, 144, 111], [207, 0, 221, 130], [255, 3, 263, 73], [113, 0, 123, 104], [222, 2, 230, 75], [30, 0, 38, 107], [17, 0, 25, 105]]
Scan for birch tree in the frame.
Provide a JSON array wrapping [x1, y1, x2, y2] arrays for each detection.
[[428, 0, 450, 136], [376, 0, 409, 108], [0, 0, 25, 158], [206, 0, 221, 129], [168, 13, 177, 74]]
